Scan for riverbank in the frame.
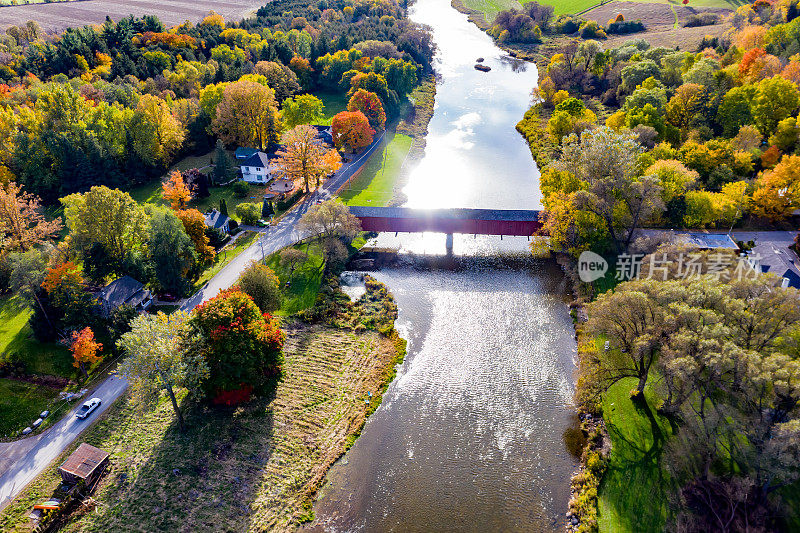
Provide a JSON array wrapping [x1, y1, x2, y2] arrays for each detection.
[[0, 277, 406, 532]]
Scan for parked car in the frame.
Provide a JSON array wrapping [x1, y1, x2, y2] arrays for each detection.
[[255, 219, 269, 228], [159, 292, 178, 302], [75, 398, 102, 420]]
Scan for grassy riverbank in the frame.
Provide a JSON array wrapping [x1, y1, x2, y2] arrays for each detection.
[[0, 321, 405, 532], [340, 133, 412, 206]]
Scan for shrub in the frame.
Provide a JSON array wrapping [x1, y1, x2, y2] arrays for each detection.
[[579, 20, 607, 39], [232, 180, 250, 198], [683, 13, 719, 27], [606, 19, 645, 35], [235, 202, 261, 225]]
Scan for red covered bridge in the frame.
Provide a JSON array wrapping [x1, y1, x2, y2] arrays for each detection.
[[348, 206, 542, 237]]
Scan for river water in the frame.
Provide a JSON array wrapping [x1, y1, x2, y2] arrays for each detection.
[[308, 0, 578, 530]]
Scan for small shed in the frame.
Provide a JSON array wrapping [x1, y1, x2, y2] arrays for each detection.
[[58, 443, 109, 485]]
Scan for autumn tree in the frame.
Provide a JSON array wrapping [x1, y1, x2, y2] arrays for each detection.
[[61, 186, 149, 275], [552, 127, 664, 253], [162, 171, 192, 210], [751, 75, 800, 136], [176, 209, 215, 263], [665, 83, 705, 137], [281, 94, 325, 128], [70, 326, 102, 377], [279, 247, 306, 279], [252, 61, 301, 101], [41, 261, 96, 334], [148, 206, 197, 296], [272, 125, 342, 192], [752, 154, 800, 222], [0, 182, 61, 252], [298, 198, 361, 257], [331, 110, 374, 152], [131, 94, 186, 165], [212, 80, 283, 150], [184, 289, 285, 404], [347, 89, 386, 131], [9, 247, 53, 332], [237, 261, 281, 313], [118, 311, 208, 432]]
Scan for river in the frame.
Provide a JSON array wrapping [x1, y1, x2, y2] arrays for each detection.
[[307, 0, 579, 530]]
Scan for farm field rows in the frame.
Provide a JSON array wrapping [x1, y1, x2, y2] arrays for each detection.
[[0, 0, 261, 31]]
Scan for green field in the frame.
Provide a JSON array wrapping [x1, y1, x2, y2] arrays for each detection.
[[462, 0, 745, 20], [597, 378, 674, 532], [265, 243, 325, 315], [340, 133, 412, 207], [0, 296, 72, 378], [317, 91, 350, 126], [0, 379, 60, 437]]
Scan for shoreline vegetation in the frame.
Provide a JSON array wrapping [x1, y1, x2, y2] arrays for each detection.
[[0, 275, 407, 532]]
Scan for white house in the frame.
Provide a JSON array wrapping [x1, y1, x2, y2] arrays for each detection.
[[240, 151, 278, 184]]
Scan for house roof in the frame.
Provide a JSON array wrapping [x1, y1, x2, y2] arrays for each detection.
[[204, 209, 230, 230], [752, 241, 800, 288], [98, 276, 148, 309], [673, 232, 739, 250], [235, 147, 258, 159], [241, 151, 270, 169], [312, 125, 333, 144], [59, 443, 109, 480]]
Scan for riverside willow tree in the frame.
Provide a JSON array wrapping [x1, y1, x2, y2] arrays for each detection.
[[118, 311, 208, 432], [583, 272, 800, 530], [183, 289, 284, 405]]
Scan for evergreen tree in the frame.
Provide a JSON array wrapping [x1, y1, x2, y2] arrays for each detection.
[[211, 139, 235, 184], [220, 198, 228, 216]]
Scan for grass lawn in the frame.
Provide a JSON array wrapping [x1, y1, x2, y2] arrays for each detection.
[[317, 91, 350, 126], [0, 325, 401, 532], [597, 378, 675, 532], [463, 0, 520, 20], [193, 231, 258, 291], [0, 379, 60, 437], [0, 295, 72, 378], [340, 133, 412, 207], [265, 243, 325, 315]]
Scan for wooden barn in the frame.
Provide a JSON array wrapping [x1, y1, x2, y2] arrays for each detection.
[[58, 443, 109, 485]]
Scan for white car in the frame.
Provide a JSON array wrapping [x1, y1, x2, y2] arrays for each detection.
[[75, 397, 102, 420]]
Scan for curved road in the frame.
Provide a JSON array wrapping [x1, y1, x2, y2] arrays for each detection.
[[0, 131, 386, 512]]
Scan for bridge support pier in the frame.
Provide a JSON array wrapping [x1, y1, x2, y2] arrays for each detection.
[[445, 233, 454, 256]]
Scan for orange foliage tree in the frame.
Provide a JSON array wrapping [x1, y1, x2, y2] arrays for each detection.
[[176, 209, 216, 264], [752, 154, 800, 222], [331, 111, 374, 152], [162, 170, 192, 210], [347, 89, 386, 131], [273, 125, 342, 192], [70, 326, 103, 377], [0, 182, 62, 252]]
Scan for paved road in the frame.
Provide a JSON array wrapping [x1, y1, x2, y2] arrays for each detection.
[[0, 132, 386, 512], [0, 375, 127, 509]]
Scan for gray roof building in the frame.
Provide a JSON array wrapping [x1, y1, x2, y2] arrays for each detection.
[[241, 151, 270, 169], [204, 209, 231, 232], [749, 241, 800, 289], [97, 276, 152, 315]]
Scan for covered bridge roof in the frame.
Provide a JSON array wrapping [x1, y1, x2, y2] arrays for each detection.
[[348, 206, 541, 222]]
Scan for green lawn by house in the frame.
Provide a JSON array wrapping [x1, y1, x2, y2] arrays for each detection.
[[193, 231, 258, 291], [340, 133, 412, 207], [0, 379, 60, 437], [597, 378, 674, 532], [264, 243, 325, 315], [0, 296, 72, 378], [317, 91, 350, 126]]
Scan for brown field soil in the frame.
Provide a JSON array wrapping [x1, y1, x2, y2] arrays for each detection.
[[0, 323, 404, 533], [582, 1, 732, 49], [0, 0, 261, 32]]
